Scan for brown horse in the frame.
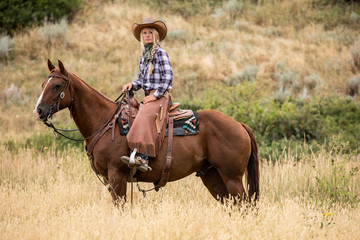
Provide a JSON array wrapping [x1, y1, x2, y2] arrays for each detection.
[[33, 60, 260, 204]]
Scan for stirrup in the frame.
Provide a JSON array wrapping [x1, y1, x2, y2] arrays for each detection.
[[120, 148, 138, 166], [120, 155, 152, 172], [136, 156, 152, 172]]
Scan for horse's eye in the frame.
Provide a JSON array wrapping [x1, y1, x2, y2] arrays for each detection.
[[53, 84, 61, 91]]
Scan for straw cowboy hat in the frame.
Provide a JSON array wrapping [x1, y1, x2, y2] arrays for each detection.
[[132, 18, 167, 41]]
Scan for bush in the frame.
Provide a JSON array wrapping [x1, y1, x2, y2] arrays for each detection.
[[0, 35, 14, 60], [346, 75, 360, 97], [38, 18, 68, 56], [184, 83, 360, 158], [132, 0, 224, 18], [351, 37, 360, 73], [313, 135, 359, 206], [0, 0, 82, 35], [2, 128, 84, 154], [225, 66, 258, 86]]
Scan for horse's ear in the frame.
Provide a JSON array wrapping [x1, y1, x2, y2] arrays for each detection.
[[48, 59, 55, 72], [58, 60, 67, 75]]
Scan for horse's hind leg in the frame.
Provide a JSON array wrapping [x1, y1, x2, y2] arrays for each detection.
[[222, 176, 247, 203], [200, 167, 229, 203]]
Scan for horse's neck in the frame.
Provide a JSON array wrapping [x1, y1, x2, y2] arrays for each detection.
[[70, 75, 117, 138]]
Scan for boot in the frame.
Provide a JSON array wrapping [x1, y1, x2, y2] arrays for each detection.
[[120, 155, 152, 172], [135, 155, 152, 172]]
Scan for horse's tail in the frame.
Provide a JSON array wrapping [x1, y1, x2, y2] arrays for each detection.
[[241, 123, 260, 202]]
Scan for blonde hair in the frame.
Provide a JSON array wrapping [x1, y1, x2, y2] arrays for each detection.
[[140, 28, 159, 75]]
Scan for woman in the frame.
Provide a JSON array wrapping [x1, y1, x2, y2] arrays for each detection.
[[121, 18, 173, 172]]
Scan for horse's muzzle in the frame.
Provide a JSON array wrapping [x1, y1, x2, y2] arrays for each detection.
[[33, 106, 50, 121]]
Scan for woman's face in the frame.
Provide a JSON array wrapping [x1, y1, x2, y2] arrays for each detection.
[[142, 28, 153, 44]]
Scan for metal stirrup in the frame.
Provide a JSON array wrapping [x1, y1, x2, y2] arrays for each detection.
[[129, 148, 137, 166]]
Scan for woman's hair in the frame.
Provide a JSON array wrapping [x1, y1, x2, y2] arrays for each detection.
[[140, 28, 159, 75]]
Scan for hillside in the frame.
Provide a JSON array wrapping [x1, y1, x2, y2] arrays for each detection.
[[0, 0, 360, 154]]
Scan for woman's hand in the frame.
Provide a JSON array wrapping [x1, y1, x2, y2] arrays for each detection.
[[142, 95, 157, 104], [122, 83, 133, 93]]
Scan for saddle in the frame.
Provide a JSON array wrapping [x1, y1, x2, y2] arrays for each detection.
[[118, 97, 199, 136], [118, 95, 199, 190]]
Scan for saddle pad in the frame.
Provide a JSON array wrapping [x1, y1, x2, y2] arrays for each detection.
[[118, 117, 130, 135], [165, 111, 199, 136], [118, 111, 199, 136]]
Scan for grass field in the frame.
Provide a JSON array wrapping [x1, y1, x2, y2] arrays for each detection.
[[1, 0, 360, 239], [1, 145, 359, 239]]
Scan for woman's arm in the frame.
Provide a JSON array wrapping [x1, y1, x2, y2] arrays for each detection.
[[153, 49, 173, 98]]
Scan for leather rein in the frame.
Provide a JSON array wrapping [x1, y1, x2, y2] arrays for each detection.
[[43, 71, 125, 142]]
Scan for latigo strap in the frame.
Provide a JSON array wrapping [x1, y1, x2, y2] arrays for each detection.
[[154, 116, 174, 191]]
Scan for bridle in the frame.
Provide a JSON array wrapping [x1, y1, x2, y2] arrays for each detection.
[[42, 71, 126, 142], [46, 71, 74, 121]]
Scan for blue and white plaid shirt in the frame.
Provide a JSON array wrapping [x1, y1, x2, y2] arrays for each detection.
[[131, 45, 173, 98]]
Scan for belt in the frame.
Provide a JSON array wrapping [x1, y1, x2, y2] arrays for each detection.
[[144, 89, 170, 98], [144, 89, 156, 96]]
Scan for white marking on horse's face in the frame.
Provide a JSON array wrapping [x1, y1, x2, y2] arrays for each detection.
[[33, 77, 52, 119]]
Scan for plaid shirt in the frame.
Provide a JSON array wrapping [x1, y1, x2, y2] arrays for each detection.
[[131, 45, 173, 98]]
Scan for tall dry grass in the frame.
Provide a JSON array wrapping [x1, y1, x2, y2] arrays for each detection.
[[0, 144, 359, 239]]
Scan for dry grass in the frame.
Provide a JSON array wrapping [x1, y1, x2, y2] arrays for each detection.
[[0, 145, 359, 240]]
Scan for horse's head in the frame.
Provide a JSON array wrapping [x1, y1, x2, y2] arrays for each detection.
[[33, 59, 74, 121]]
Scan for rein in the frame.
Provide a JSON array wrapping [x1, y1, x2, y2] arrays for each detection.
[[43, 79, 126, 142], [43, 101, 122, 142], [43, 71, 126, 142]]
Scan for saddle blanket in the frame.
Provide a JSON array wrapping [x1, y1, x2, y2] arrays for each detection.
[[118, 111, 199, 136]]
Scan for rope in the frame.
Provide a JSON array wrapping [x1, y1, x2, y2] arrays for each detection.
[[136, 183, 156, 198]]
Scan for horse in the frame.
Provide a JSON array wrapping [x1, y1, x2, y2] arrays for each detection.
[[33, 60, 260, 205]]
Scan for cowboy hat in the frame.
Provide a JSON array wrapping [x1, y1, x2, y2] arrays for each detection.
[[132, 18, 167, 42]]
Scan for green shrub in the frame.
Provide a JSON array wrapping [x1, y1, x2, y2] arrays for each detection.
[[0, 0, 82, 35], [2, 129, 84, 154], [313, 135, 359, 206], [225, 66, 258, 86], [184, 83, 360, 158]]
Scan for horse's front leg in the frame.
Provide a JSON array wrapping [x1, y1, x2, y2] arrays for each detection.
[[107, 166, 128, 205]]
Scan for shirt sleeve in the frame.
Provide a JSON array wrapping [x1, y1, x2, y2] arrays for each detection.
[[131, 58, 143, 91], [154, 49, 173, 98]]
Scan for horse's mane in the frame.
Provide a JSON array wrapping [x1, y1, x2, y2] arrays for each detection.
[[70, 72, 116, 104]]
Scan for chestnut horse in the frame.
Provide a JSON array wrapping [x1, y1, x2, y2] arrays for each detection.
[[33, 60, 260, 204]]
